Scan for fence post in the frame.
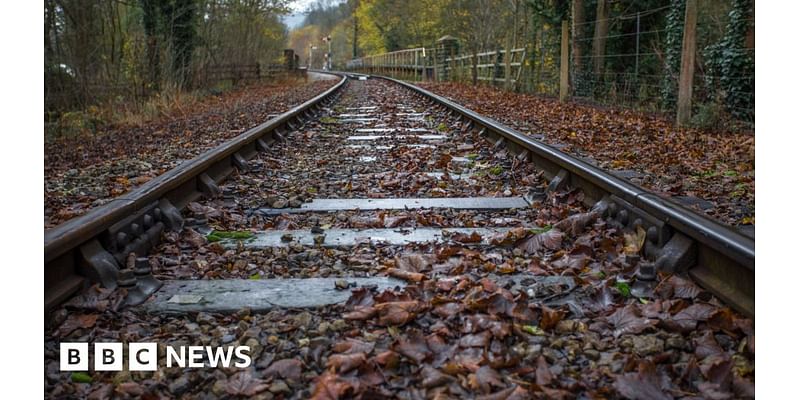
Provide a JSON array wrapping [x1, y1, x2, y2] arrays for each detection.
[[492, 47, 501, 86], [676, 0, 697, 126], [559, 20, 569, 102], [504, 39, 512, 90], [436, 36, 458, 82]]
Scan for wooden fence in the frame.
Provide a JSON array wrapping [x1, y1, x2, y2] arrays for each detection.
[[346, 46, 530, 92]]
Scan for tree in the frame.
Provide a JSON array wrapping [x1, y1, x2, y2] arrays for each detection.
[[591, 0, 608, 77]]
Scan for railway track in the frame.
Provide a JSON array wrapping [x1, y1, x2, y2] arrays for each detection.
[[45, 73, 755, 398]]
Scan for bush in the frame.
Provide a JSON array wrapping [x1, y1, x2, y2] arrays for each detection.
[[690, 101, 727, 130]]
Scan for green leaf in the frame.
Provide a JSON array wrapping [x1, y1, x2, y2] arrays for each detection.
[[521, 324, 546, 336], [206, 230, 254, 243], [249, 273, 261, 280], [615, 281, 632, 298], [71, 372, 92, 383], [529, 225, 552, 234]]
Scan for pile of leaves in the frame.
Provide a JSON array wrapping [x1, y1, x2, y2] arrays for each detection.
[[45, 77, 338, 228], [419, 82, 755, 228]]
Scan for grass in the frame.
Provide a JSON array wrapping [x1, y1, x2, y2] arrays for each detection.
[[46, 76, 308, 140]]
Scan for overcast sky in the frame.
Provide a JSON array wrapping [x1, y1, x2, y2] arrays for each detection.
[[283, 0, 345, 29]]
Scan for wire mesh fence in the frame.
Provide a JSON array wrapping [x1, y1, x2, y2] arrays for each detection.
[[345, 1, 754, 129]]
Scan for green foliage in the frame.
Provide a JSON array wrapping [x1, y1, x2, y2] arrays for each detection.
[[690, 101, 727, 130], [521, 324, 546, 335], [46, 0, 291, 115], [661, 0, 685, 110], [206, 230, 255, 242], [702, 0, 754, 121], [614, 281, 631, 298], [71, 372, 93, 383]]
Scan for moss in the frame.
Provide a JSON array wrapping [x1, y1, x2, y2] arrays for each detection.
[[436, 123, 448, 132], [614, 281, 631, 298], [206, 230, 255, 243], [319, 116, 338, 124], [489, 166, 503, 176]]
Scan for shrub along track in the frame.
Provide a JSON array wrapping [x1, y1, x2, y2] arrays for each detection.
[[45, 74, 754, 398]]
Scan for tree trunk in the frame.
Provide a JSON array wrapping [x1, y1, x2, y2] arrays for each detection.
[[571, 0, 584, 74], [141, 0, 161, 91], [676, 0, 697, 126], [353, 15, 358, 58], [591, 0, 608, 77]]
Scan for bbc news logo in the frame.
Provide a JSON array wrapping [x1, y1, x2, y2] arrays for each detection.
[[60, 343, 252, 371]]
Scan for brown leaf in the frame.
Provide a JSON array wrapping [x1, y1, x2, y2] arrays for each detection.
[[342, 306, 377, 321], [623, 226, 647, 255], [516, 229, 563, 254], [459, 330, 492, 347], [433, 302, 464, 318], [553, 211, 598, 236], [539, 306, 565, 331], [310, 372, 353, 400], [182, 228, 207, 248], [264, 358, 302, 381], [375, 301, 423, 326], [326, 353, 366, 373], [226, 371, 269, 396], [452, 231, 483, 243], [694, 331, 724, 360], [421, 366, 454, 388], [331, 338, 375, 355], [395, 253, 432, 273], [55, 313, 98, 337], [476, 385, 530, 400], [488, 227, 527, 246], [669, 303, 718, 332], [550, 254, 589, 271], [386, 268, 425, 282], [535, 355, 554, 386], [384, 215, 409, 228], [667, 276, 703, 299], [606, 305, 657, 337], [394, 332, 431, 364], [613, 372, 673, 400], [114, 382, 144, 397], [469, 365, 505, 393]]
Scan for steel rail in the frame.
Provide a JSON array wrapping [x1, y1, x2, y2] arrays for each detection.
[[377, 75, 754, 317], [44, 72, 347, 312]]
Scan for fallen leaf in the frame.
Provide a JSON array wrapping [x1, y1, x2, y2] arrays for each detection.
[[516, 229, 563, 254], [264, 358, 302, 381], [226, 371, 269, 396]]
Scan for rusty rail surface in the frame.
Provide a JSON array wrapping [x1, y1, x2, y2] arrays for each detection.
[[44, 72, 347, 313], [374, 74, 754, 318]]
